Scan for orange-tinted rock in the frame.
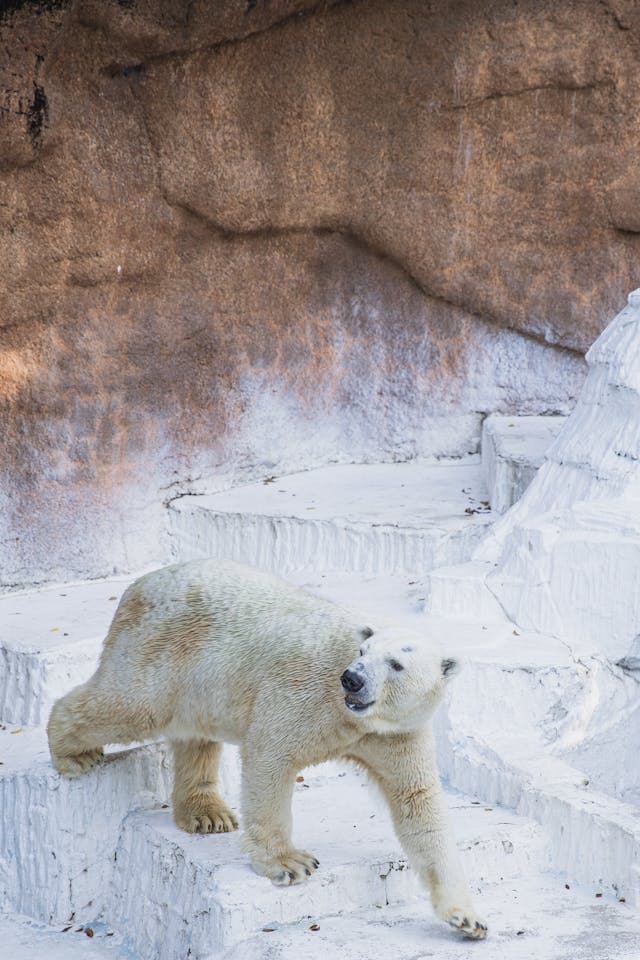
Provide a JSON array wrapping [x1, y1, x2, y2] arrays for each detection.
[[2, 0, 637, 585]]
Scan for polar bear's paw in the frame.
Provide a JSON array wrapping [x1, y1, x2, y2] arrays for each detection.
[[250, 847, 320, 886], [443, 907, 488, 940], [52, 748, 104, 777], [174, 795, 239, 834]]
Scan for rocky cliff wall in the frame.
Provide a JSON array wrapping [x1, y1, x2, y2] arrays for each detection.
[[2, 0, 637, 586]]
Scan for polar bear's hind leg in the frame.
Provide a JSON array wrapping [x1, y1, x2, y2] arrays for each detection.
[[47, 682, 150, 777]]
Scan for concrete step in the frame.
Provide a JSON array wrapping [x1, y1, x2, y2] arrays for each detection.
[[109, 768, 546, 960], [0, 722, 550, 960], [215, 876, 640, 960], [481, 414, 566, 515], [431, 620, 640, 909], [422, 559, 505, 620], [0, 576, 134, 726], [2, 737, 638, 960], [0, 724, 171, 924], [168, 457, 495, 577], [5, 873, 640, 960]]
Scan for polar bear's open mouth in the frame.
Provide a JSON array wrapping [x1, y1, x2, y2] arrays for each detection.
[[345, 695, 375, 712]]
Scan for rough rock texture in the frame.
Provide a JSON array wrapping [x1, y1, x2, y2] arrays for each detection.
[[3, 0, 639, 586]]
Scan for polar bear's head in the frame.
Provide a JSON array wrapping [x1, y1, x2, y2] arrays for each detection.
[[340, 626, 460, 733]]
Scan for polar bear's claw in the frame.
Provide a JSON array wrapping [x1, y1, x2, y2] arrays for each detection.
[[445, 909, 488, 939], [174, 798, 238, 835], [252, 847, 319, 885]]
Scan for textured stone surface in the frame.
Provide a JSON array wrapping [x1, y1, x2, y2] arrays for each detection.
[[6, 0, 640, 585]]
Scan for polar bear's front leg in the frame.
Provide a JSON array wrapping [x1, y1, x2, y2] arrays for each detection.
[[239, 752, 319, 886], [351, 731, 487, 940]]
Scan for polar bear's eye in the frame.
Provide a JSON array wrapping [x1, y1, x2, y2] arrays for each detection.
[[389, 659, 404, 672]]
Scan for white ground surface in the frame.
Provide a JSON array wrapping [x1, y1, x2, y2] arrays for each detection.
[[1, 914, 135, 960]]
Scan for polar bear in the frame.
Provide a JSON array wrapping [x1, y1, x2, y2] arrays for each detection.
[[47, 559, 487, 940]]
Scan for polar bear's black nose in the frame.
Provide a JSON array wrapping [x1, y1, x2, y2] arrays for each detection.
[[341, 669, 364, 693]]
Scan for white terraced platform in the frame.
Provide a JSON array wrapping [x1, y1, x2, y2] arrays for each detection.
[[168, 457, 494, 576], [0, 577, 136, 726], [0, 726, 171, 923], [2, 718, 638, 960], [483, 290, 640, 661], [109, 771, 545, 960]]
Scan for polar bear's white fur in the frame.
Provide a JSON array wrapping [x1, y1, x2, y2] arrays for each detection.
[[48, 559, 487, 939]]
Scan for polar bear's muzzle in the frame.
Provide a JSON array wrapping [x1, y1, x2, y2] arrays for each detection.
[[341, 666, 375, 712]]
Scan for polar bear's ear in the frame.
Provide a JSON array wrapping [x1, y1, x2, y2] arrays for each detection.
[[441, 657, 461, 679]]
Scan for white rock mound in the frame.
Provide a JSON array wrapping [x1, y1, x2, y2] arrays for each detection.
[[482, 289, 640, 662]]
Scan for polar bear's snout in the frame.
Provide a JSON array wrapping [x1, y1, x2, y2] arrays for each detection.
[[341, 666, 365, 693], [341, 660, 376, 712]]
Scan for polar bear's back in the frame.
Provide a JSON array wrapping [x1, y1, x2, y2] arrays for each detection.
[[98, 559, 357, 686]]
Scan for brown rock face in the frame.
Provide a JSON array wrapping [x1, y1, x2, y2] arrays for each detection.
[[1, 0, 638, 586]]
